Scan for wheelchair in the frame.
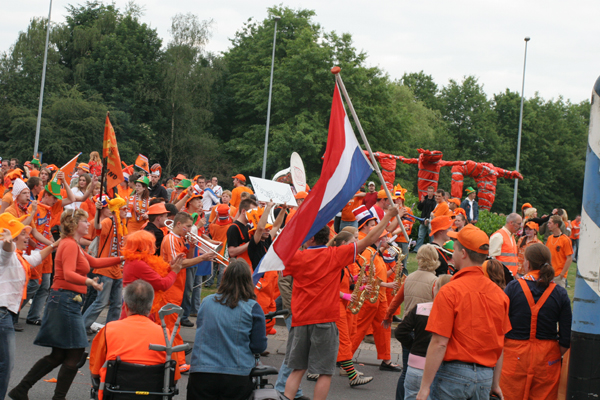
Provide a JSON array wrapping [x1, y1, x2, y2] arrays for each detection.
[[90, 304, 190, 400]]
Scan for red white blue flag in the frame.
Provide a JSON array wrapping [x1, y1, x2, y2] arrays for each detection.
[[256, 84, 373, 275]]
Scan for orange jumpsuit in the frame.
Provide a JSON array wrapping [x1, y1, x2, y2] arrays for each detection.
[[336, 266, 355, 362], [500, 280, 562, 399], [254, 271, 279, 334], [351, 247, 391, 361]]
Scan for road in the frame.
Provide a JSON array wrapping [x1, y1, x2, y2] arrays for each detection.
[[9, 313, 401, 399]]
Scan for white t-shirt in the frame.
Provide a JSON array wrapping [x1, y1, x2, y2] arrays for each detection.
[[64, 187, 84, 210]]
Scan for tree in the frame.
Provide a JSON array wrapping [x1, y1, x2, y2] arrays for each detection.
[[400, 71, 442, 111]]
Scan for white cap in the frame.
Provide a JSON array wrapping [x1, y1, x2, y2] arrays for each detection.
[[12, 178, 28, 201]]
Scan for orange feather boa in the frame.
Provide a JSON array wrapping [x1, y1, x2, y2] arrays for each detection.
[[123, 250, 171, 314]]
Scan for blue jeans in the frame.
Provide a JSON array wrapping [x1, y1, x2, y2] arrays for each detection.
[[572, 238, 579, 261], [216, 263, 226, 287], [431, 362, 493, 400], [15, 278, 40, 323], [404, 366, 431, 400], [82, 276, 123, 330], [396, 344, 410, 400], [27, 273, 51, 322], [0, 308, 15, 400], [415, 223, 430, 252], [182, 267, 202, 319], [339, 220, 358, 231], [275, 316, 303, 398]]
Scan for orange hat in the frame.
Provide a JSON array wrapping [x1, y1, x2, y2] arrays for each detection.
[[232, 174, 246, 182], [454, 207, 467, 218], [447, 224, 489, 254], [295, 191, 308, 200], [448, 198, 461, 207], [216, 204, 232, 226], [78, 163, 90, 173], [377, 190, 396, 200], [175, 174, 186, 181], [394, 184, 408, 201], [430, 215, 453, 235], [148, 203, 168, 215], [0, 212, 32, 238], [186, 189, 203, 206], [524, 220, 539, 231], [249, 223, 273, 235], [521, 202, 532, 211]]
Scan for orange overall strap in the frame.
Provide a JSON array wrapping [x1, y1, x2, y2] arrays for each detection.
[[518, 279, 556, 337]]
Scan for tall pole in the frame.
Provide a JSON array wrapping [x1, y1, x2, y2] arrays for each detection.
[[512, 36, 530, 213], [566, 75, 600, 398], [33, 0, 53, 159], [261, 16, 280, 179]]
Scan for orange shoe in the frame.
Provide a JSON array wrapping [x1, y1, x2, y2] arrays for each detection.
[[267, 327, 277, 335], [179, 364, 190, 374]]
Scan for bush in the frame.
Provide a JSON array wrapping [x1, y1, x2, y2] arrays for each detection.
[[476, 210, 506, 236]]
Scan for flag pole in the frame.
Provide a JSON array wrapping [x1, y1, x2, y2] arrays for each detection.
[[331, 66, 410, 243]]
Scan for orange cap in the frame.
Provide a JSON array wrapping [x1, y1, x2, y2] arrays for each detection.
[[147, 203, 168, 215], [232, 174, 246, 182], [447, 224, 489, 254], [377, 190, 396, 200], [295, 191, 308, 200], [430, 215, 453, 235], [521, 202, 532, 211], [175, 174, 186, 181], [448, 198, 461, 207], [524, 220, 539, 231]]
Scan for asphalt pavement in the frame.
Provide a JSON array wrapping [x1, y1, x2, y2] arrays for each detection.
[[9, 308, 401, 399]]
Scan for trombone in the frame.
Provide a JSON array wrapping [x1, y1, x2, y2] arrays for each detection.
[[164, 219, 229, 267]]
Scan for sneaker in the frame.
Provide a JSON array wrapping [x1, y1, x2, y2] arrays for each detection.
[[339, 367, 364, 377], [379, 361, 402, 372], [13, 323, 24, 332], [179, 364, 191, 374], [349, 375, 373, 387], [392, 316, 402, 323], [180, 319, 194, 327], [363, 334, 375, 344], [26, 319, 42, 325], [306, 373, 319, 381]]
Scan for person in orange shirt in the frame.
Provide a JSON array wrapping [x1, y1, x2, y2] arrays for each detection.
[[89, 279, 181, 400], [230, 174, 254, 209], [82, 196, 128, 333], [160, 212, 216, 373], [416, 224, 511, 400], [546, 215, 573, 288], [392, 184, 413, 272], [570, 214, 581, 262], [207, 204, 232, 287], [226, 198, 256, 269], [127, 176, 150, 233], [284, 191, 307, 224], [339, 191, 366, 231]]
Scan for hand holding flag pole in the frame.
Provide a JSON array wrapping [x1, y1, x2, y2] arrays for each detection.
[[331, 66, 410, 243]]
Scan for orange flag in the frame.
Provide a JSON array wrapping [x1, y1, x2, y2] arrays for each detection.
[[103, 113, 125, 190], [135, 154, 150, 173], [52, 153, 81, 186]]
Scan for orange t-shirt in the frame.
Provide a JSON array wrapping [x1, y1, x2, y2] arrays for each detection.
[[341, 193, 364, 222], [396, 206, 413, 244], [230, 186, 254, 209], [208, 222, 231, 256], [116, 185, 132, 201], [570, 220, 581, 240], [95, 217, 124, 280], [426, 266, 511, 368], [2, 191, 13, 208], [283, 243, 357, 327], [5, 203, 35, 230], [31, 204, 54, 274], [546, 234, 573, 276], [49, 198, 66, 228], [161, 233, 188, 304]]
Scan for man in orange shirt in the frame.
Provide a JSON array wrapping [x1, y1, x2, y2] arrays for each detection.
[[83, 197, 129, 333], [207, 204, 232, 287], [161, 212, 216, 373], [416, 224, 511, 400], [546, 215, 573, 288], [230, 174, 254, 209], [339, 191, 366, 231], [570, 214, 581, 262]]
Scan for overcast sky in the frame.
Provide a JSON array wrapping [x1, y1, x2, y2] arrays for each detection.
[[2, 0, 599, 103]]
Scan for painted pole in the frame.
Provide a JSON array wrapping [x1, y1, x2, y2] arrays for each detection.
[[512, 37, 530, 213], [33, 0, 53, 158], [261, 16, 280, 179], [566, 75, 600, 398]]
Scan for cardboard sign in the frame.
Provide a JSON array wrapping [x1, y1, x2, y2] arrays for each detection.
[[249, 176, 298, 207]]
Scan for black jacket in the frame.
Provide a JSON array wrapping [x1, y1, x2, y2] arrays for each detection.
[[417, 196, 436, 220], [395, 303, 432, 357], [149, 183, 168, 201]]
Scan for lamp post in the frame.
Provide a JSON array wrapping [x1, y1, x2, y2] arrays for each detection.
[[261, 16, 280, 179], [512, 36, 530, 213], [33, 0, 53, 159]]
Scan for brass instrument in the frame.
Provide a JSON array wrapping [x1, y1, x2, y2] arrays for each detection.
[[347, 254, 368, 315], [164, 219, 229, 267], [366, 249, 382, 304], [387, 244, 407, 297]]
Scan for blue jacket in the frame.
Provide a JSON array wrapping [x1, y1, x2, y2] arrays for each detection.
[[190, 294, 267, 375], [460, 198, 479, 222]]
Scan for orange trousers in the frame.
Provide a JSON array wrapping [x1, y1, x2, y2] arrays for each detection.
[[255, 271, 279, 334], [351, 299, 391, 360], [336, 301, 355, 362], [500, 338, 562, 400], [163, 312, 187, 367]]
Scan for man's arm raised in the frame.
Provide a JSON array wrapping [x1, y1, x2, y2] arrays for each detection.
[[356, 205, 401, 254]]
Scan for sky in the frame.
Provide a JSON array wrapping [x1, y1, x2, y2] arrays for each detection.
[[2, 0, 599, 103]]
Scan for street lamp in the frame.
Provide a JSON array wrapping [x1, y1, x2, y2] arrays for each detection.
[[512, 36, 530, 213], [33, 0, 53, 160], [261, 16, 281, 179]]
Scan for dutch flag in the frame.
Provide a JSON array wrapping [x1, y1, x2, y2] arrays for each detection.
[[256, 83, 374, 276]]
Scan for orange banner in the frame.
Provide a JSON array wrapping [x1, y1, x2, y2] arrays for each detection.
[[135, 154, 149, 173], [52, 153, 81, 186], [103, 113, 125, 190]]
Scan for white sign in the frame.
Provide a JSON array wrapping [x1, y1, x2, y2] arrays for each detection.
[[249, 177, 298, 207]]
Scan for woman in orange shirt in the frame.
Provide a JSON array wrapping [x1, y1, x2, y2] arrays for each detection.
[[9, 208, 122, 400], [127, 176, 150, 233]]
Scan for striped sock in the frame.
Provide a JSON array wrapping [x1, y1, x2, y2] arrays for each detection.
[[340, 360, 357, 380]]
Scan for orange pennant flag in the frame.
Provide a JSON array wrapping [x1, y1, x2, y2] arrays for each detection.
[[52, 153, 81, 186], [103, 113, 125, 190], [135, 154, 150, 173]]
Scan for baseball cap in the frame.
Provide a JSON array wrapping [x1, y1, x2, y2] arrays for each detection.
[[148, 203, 168, 215], [430, 216, 453, 235], [524, 220, 539, 231], [448, 198, 461, 207], [521, 202, 532, 211], [295, 191, 308, 200], [447, 224, 489, 254], [232, 174, 246, 182], [377, 190, 396, 200]]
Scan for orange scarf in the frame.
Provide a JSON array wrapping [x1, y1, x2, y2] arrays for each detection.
[[123, 250, 171, 314]]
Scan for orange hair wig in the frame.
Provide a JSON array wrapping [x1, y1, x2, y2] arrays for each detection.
[[122, 230, 156, 255]]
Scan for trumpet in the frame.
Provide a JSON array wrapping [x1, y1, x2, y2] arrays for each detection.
[[164, 219, 229, 267]]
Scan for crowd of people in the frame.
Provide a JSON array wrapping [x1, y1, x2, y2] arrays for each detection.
[[0, 152, 579, 400]]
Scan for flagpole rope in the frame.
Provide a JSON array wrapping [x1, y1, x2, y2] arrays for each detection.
[[332, 67, 410, 243]]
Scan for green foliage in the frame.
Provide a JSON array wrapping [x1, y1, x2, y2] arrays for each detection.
[[475, 210, 506, 236]]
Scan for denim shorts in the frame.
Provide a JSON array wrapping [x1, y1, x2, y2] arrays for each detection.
[[34, 289, 88, 349]]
